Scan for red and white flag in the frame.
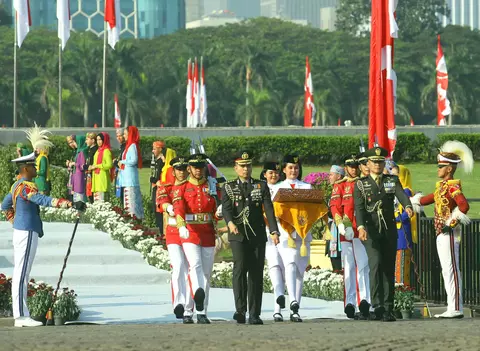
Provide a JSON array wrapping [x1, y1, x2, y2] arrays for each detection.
[[337, 118, 341, 126], [114, 94, 121, 128], [14, 0, 32, 47], [57, 0, 71, 50], [186, 59, 193, 127], [304, 56, 316, 128], [191, 59, 200, 128], [368, 0, 398, 157], [436, 35, 451, 126], [410, 117, 414, 126], [105, 0, 121, 49], [200, 63, 208, 127]]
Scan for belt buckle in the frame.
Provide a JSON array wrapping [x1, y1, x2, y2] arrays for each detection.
[[199, 214, 206, 222]]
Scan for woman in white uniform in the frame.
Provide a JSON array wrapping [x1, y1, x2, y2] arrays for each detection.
[[272, 154, 312, 322], [261, 161, 285, 322]]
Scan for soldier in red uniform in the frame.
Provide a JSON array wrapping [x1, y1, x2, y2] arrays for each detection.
[[156, 156, 194, 324], [330, 155, 371, 319], [172, 153, 217, 324], [412, 141, 473, 319]]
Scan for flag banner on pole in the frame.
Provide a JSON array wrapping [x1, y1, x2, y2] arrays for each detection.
[[14, 0, 31, 47], [304, 56, 316, 128], [105, 0, 121, 49], [337, 118, 341, 126], [114, 94, 121, 128], [410, 117, 414, 126], [368, 0, 398, 157], [200, 63, 208, 127], [191, 59, 200, 128], [436, 35, 451, 126], [186, 59, 192, 128], [57, 0, 71, 50]]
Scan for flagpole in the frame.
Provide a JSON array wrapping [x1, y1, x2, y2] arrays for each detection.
[[102, 22, 107, 128], [58, 41, 63, 128], [13, 15, 17, 128]]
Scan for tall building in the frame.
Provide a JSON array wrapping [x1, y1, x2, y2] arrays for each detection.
[[260, 0, 338, 28], [442, 0, 480, 30], [227, 0, 261, 18], [6, 0, 185, 39], [186, 0, 204, 22]]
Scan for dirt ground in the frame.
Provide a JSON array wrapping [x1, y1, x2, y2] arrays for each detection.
[[1, 318, 479, 351]]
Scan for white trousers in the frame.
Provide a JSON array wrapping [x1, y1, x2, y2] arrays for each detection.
[[167, 244, 194, 316], [12, 230, 39, 319], [341, 239, 371, 310], [437, 232, 463, 312], [265, 237, 285, 314], [182, 243, 215, 314], [277, 239, 310, 307]]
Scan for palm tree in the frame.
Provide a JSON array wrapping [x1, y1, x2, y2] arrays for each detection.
[[235, 88, 279, 126]]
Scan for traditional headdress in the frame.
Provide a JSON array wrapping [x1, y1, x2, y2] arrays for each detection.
[[26, 123, 53, 153], [438, 141, 474, 174]]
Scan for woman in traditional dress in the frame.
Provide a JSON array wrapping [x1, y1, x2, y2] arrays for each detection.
[[394, 165, 416, 287], [34, 142, 51, 195], [118, 126, 144, 219], [89, 132, 113, 202], [66, 135, 77, 198], [261, 162, 286, 322], [272, 154, 312, 322], [84, 132, 98, 203], [66, 135, 88, 202]]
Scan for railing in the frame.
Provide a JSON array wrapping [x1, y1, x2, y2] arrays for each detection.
[[412, 217, 480, 307]]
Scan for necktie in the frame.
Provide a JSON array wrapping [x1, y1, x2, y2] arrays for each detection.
[[290, 183, 296, 189], [243, 182, 248, 193], [376, 176, 381, 187]]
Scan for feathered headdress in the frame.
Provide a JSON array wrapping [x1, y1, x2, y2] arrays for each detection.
[[438, 140, 474, 174], [25, 122, 54, 152]]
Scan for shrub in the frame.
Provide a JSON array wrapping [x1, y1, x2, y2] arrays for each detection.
[[53, 288, 81, 321], [0, 146, 16, 200], [437, 133, 480, 160], [49, 167, 69, 199]]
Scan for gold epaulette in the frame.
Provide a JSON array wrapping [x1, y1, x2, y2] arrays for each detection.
[[174, 179, 188, 186], [334, 213, 343, 225], [345, 176, 359, 182], [335, 178, 347, 184], [447, 179, 462, 197]]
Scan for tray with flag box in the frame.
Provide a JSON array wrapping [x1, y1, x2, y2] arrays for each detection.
[[272, 189, 325, 203]]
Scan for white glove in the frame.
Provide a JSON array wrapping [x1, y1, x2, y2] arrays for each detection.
[[345, 227, 354, 241], [179, 226, 190, 239], [166, 205, 175, 217], [337, 223, 346, 236], [215, 204, 223, 218], [214, 235, 223, 255]]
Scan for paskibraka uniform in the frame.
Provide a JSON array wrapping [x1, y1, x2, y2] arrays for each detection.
[[2, 177, 69, 321], [172, 154, 217, 324], [331, 155, 371, 319], [156, 157, 194, 322]]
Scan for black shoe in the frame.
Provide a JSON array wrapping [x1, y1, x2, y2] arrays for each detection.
[[344, 303, 355, 319], [354, 312, 367, 320], [290, 313, 303, 322], [273, 313, 284, 322], [183, 316, 194, 324], [174, 304, 185, 319], [194, 288, 205, 312], [382, 311, 396, 322], [197, 314, 211, 324], [290, 301, 300, 314], [233, 312, 246, 324], [276, 295, 286, 309], [368, 312, 377, 321], [374, 306, 386, 321], [248, 316, 264, 325], [359, 300, 370, 319]]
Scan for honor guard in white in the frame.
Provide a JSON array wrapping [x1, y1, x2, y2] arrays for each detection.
[[272, 154, 312, 322], [1, 126, 72, 327]]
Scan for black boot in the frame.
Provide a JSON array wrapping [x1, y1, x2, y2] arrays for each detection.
[[197, 314, 211, 324], [276, 295, 286, 309], [374, 306, 386, 321], [173, 304, 185, 319], [233, 312, 246, 324], [194, 288, 206, 312], [359, 300, 370, 319], [248, 316, 264, 325], [344, 303, 355, 319]]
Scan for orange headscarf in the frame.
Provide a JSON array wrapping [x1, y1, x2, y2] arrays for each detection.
[[121, 126, 142, 169]]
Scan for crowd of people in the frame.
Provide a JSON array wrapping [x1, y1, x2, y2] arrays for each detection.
[[2, 124, 474, 327]]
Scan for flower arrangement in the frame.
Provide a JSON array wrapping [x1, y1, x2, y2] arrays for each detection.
[[53, 288, 81, 321], [304, 172, 332, 240], [27, 279, 54, 318], [394, 284, 415, 313], [0, 274, 12, 317]]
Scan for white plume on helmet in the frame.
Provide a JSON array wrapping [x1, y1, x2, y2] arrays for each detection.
[[25, 122, 53, 152], [439, 140, 474, 174]]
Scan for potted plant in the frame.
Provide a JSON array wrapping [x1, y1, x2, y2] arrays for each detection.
[[27, 280, 53, 324], [0, 274, 13, 317], [53, 288, 81, 326], [394, 285, 415, 319]]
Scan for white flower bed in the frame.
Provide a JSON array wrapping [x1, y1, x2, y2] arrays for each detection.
[[3, 202, 344, 301]]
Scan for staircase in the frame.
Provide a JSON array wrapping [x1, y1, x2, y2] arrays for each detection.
[[0, 222, 345, 324]]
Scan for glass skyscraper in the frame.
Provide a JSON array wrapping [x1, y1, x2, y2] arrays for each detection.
[[6, 0, 185, 39]]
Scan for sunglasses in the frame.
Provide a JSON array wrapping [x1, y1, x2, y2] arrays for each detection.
[[371, 160, 385, 164], [437, 165, 448, 169]]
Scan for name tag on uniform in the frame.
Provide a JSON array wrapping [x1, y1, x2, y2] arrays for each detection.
[[384, 182, 395, 193]]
